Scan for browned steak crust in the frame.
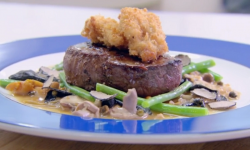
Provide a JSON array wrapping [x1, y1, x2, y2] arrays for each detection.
[[63, 42, 182, 97]]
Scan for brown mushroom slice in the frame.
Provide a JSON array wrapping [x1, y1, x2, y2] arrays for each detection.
[[60, 95, 86, 110], [72, 109, 94, 119], [123, 88, 138, 114], [75, 101, 100, 117], [174, 54, 191, 66], [191, 88, 217, 100], [90, 90, 117, 100], [42, 75, 54, 88], [208, 101, 236, 110], [39, 66, 60, 79]]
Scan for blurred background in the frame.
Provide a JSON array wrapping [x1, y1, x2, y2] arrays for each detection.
[[0, 0, 250, 13]]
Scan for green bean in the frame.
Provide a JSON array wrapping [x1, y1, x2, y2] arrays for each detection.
[[199, 68, 223, 81], [150, 103, 208, 117], [59, 82, 65, 88], [52, 62, 63, 71], [182, 60, 216, 76], [96, 83, 208, 117], [59, 72, 95, 102], [0, 79, 19, 87], [187, 62, 223, 81], [141, 81, 193, 108]]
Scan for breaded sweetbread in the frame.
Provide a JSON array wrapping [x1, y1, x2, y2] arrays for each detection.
[[81, 7, 168, 62]]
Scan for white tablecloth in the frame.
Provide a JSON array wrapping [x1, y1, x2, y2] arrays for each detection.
[[0, 2, 250, 45]]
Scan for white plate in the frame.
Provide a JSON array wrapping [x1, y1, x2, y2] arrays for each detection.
[[0, 35, 250, 144]]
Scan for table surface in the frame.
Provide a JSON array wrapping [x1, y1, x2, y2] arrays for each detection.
[[1, 2, 250, 149]]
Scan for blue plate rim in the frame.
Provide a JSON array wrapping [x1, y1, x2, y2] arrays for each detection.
[[0, 35, 250, 141]]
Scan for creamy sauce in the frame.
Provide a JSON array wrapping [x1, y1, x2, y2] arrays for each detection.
[[12, 94, 236, 120], [13, 95, 185, 119], [14, 95, 72, 115], [3, 70, 239, 120]]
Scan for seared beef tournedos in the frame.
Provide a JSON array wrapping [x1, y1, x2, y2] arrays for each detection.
[[63, 42, 182, 97]]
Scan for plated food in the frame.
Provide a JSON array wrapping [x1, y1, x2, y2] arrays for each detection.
[[0, 7, 239, 120]]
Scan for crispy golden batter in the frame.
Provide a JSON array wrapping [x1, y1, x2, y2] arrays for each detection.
[[119, 8, 168, 62], [81, 15, 126, 48], [81, 8, 169, 62]]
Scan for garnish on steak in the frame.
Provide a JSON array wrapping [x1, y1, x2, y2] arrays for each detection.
[[64, 7, 181, 97], [81, 7, 168, 62]]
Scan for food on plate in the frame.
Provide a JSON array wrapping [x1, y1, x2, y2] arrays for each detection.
[[81, 7, 168, 62], [0, 55, 240, 119], [63, 42, 182, 97], [0, 7, 240, 120]]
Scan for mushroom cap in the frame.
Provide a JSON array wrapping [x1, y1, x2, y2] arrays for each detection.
[[60, 95, 85, 110], [174, 54, 191, 66], [42, 75, 54, 88], [90, 90, 117, 100], [39, 66, 60, 79], [191, 88, 217, 100], [208, 101, 236, 110]]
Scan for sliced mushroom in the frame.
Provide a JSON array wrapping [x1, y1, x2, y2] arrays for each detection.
[[38, 66, 60, 79], [72, 109, 93, 119], [110, 88, 152, 119], [123, 88, 138, 114], [60, 95, 85, 110], [42, 75, 54, 88], [208, 101, 236, 110], [90, 91, 118, 108], [190, 84, 218, 100], [75, 101, 100, 117], [174, 54, 191, 66], [90, 91, 117, 100], [191, 88, 217, 100]]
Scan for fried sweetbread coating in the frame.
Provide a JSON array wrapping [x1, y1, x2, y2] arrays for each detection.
[[81, 8, 168, 62], [81, 15, 126, 48], [119, 8, 168, 62]]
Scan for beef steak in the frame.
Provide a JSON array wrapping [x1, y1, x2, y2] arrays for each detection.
[[63, 42, 182, 97]]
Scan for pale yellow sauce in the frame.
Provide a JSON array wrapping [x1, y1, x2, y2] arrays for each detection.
[[5, 71, 239, 120], [14, 95, 72, 115], [11, 94, 235, 120], [13, 95, 185, 119]]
